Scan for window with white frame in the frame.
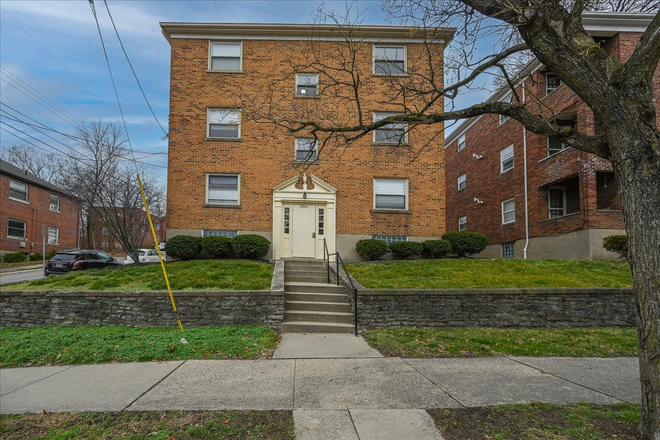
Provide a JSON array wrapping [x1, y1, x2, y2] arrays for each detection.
[[295, 138, 318, 162], [207, 174, 240, 205], [372, 235, 407, 253], [373, 112, 408, 144], [101, 241, 108, 248], [155, 223, 160, 230], [548, 186, 567, 218], [102, 227, 109, 236], [502, 199, 516, 224], [203, 230, 238, 238], [49, 195, 60, 211], [458, 216, 467, 231], [207, 108, 241, 139], [116, 242, 122, 248], [373, 45, 406, 75], [9, 181, 28, 202], [546, 71, 562, 95], [457, 134, 466, 152], [501, 242, 515, 259], [374, 178, 408, 210], [295, 73, 318, 96], [499, 94, 512, 125], [457, 174, 467, 191], [7, 219, 26, 239], [48, 227, 59, 244], [209, 42, 241, 71], [500, 144, 514, 172]]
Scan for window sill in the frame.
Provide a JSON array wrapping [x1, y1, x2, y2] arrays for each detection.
[[205, 137, 243, 142], [371, 209, 411, 214], [6, 235, 27, 240], [9, 197, 29, 205], [293, 160, 320, 165], [294, 95, 320, 99], [501, 221, 515, 227], [50, 209, 60, 213], [204, 204, 242, 209], [540, 212, 581, 222], [500, 167, 514, 175], [457, 187, 466, 192], [539, 147, 572, 163], [372, 142, 410, 147], [207, 70, 244, 74], [372, 73, 409, 77]]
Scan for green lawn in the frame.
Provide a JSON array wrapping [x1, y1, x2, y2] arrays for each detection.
[[363, 327, 638, 357], [347, 259, 632, 289], [0, 261, 41, 270], [0, 260, 273, 291], [429, 403, 640, 440], [0, 411, 295, 439], [0, 325, 279, 367]]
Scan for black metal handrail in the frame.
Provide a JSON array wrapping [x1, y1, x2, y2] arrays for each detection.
[[323, 238, 358, 336]]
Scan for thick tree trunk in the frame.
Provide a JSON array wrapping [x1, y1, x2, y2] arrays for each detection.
[[607, 124, 660, 440]]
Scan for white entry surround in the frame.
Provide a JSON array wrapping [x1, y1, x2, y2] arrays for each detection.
[[273, 174, 337, 260]]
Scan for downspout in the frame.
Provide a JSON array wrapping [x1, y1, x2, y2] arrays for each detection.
[[522, 79, 530, 259]]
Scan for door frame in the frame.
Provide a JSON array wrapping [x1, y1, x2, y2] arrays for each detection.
[[273, 174, 336, 260]]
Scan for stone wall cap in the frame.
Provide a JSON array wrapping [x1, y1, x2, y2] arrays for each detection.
[[358, 287, 634, 296], [0, 290, 283, 297]]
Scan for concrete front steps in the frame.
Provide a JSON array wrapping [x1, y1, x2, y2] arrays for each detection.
[[283, 260, 354, 334]]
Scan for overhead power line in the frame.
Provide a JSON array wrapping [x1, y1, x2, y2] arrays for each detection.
[[102, 0, 168, 138]]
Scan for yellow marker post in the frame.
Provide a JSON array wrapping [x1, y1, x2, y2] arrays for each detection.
[[137, 174, 184, 332]]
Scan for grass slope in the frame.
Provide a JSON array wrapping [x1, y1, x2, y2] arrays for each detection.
[[0, 411, 295, 440], [429, 403, 641, 440], [0, 325, 279, 367], [363, 327, 638, 357], [347, 259, 632, 289], [1, 260, 273, 291]]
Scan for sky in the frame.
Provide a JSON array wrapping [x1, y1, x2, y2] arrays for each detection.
[[0, 0, 492, 187]]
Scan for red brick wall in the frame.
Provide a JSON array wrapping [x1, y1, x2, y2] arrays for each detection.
[[442, 31, 660, 246], [0, 174, 80, 256], [167, 38, 447, 238]]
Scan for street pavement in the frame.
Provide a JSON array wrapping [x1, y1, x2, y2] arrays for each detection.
[[0, 268, 44, 286], [0, 355, 640, 439]]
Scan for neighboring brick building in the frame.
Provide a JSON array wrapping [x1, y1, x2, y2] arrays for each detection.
[[445, 13, 655, 260], [161, 23, 453, 260], [0, 159, 81, 258], [91, 210, 166, 256]]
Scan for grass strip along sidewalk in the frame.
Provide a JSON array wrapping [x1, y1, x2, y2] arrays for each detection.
[[347, 259, 632, 289], [363, 327, 638, 357], [0, 411, 295, 440], [0, 260, 273, 291], [0, 325, 279, 368], [430, 403, 641, 440]]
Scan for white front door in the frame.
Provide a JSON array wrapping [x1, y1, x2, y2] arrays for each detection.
[[292, 204, 316, 257]]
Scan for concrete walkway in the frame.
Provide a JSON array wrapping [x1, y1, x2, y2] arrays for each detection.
[[273, 333, 383, 359], [0, 356, 640, 439]]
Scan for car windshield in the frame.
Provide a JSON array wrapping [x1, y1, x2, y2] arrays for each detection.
[[53, 254, 77, 261]]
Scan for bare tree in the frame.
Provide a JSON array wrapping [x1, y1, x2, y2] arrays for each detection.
[[234, 2, 660, 437], [60, 121, 164, 263], [0, 144, 66, 184]]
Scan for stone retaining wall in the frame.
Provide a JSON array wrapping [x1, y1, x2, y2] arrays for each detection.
[[0, 290, 284, 329], [355, 288, 636, 328]]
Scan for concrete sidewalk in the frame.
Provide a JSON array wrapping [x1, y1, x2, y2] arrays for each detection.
[[0, 356, 640, 438]]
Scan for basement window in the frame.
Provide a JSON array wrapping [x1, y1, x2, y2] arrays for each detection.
[[203, 230, 238, 238], [501, 242, 515, 259], [372, 235, 407, 254]]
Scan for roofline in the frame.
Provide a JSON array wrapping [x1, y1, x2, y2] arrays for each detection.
[[0, 164, 81, 201], [446, 12, 655, 146], [160, 22, 455, 45]]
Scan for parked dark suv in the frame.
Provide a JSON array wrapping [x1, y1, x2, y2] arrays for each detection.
[[45, 250, 122, 276]]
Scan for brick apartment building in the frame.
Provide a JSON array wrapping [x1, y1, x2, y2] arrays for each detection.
[[91, 211, 166, 255], [161, 23, 453, 260], [445, 13, 655, 260], [0, 159, 81, 258]]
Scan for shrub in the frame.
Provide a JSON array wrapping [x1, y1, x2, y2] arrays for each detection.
[[603, 235, 628, 259], [441, 231, 488, 257], [390, 241, 423, 259], [164, 235, 202, 261], [422, 239, 453, 259], [3, 252, 27, 263], [45, 249, 58, 260], [29, 253, 43, 262], [231, 234, 270, 259], [355, 239, 388, 260], [201, 236, 232, 258]]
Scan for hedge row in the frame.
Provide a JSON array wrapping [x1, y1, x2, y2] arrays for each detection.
[[1, 250, 58, 263], [164, 234, 270, 261], [355, 231, 488, 260]]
